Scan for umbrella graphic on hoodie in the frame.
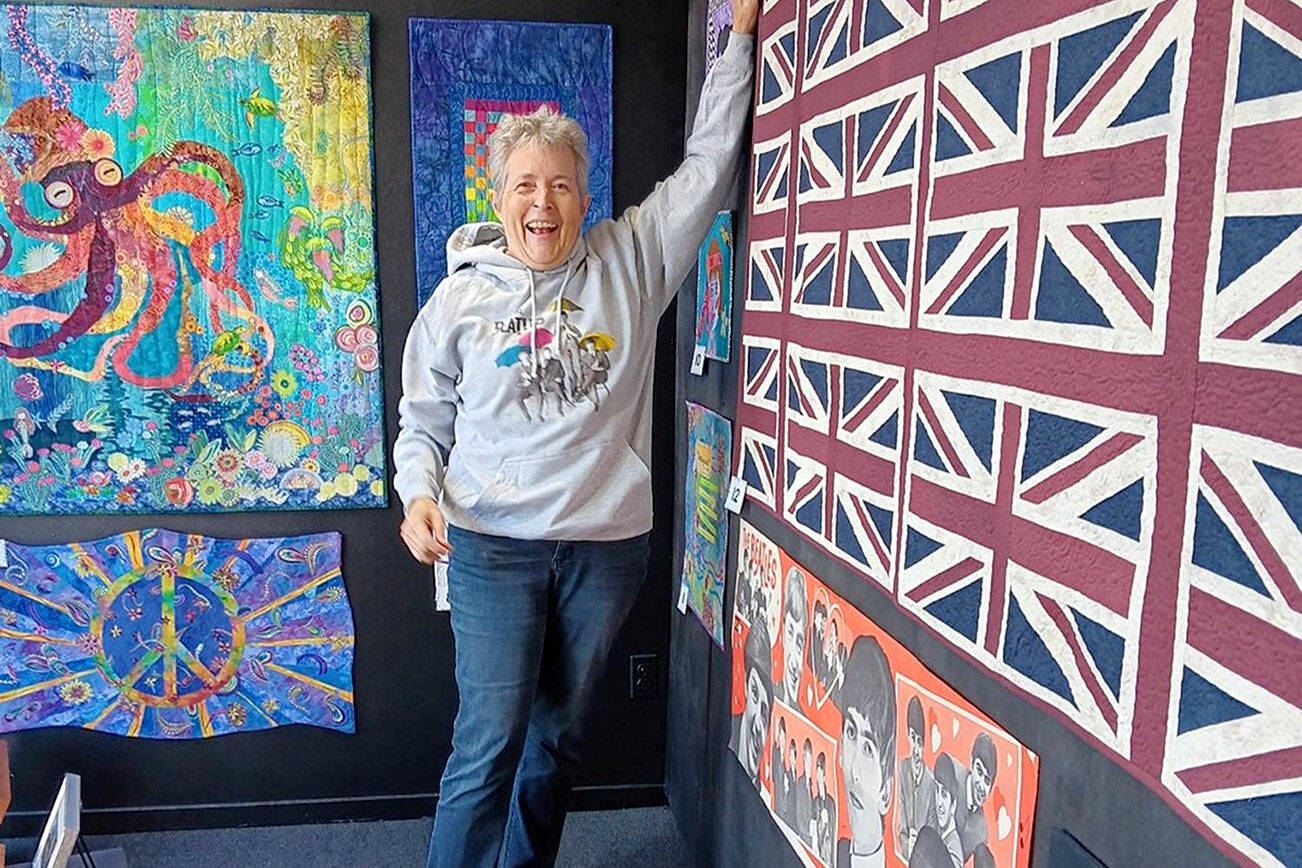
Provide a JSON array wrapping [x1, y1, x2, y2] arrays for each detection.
[[495, 328, 554, 367], [519, 328, 554, 348], [495, 345, 527, 367], [578, 331, 615, 352]]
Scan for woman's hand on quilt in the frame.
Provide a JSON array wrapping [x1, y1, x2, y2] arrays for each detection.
[[732, 0, 759, 35]]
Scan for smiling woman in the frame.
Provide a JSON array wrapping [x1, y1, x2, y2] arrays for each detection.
[[394, 1, 759, 866], [488, 110, 592, 272]]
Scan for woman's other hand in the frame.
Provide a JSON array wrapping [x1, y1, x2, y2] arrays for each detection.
[[401, 497, 452, 564]]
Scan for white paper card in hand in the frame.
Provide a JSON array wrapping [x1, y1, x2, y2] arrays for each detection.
[[434, 560, 450, 612]]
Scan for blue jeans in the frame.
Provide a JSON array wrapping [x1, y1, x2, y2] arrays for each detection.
[[427, 525, 651, 868]]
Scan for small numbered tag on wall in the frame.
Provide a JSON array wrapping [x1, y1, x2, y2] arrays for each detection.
[[434, 560, 450, 612], [725, 475, 747, 513], [690, 344, 707, 376]]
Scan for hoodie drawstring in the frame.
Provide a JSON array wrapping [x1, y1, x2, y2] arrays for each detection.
[[528, 270, 538, 377], [527, 261, 575, 380], [555, 260, 574, 363], [528, 262, 575, 382], [523, 258, 576, 380]]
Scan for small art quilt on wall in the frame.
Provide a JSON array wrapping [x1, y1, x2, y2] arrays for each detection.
[[408, 18, 613, 305], [695, 210, 733, 362], [684, 402, 732, 646], [0, 529, 354, 738], [0, 6, 386, 515], [734, 1, 1302, 865], [729, 521, 1039, 868]]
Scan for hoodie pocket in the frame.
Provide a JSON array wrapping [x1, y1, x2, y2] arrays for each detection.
[[493, 438, 650, 533], [442, 455, 506, 513]]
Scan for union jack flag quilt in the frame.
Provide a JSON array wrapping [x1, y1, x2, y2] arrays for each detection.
[[735, 1, 1302, 865]]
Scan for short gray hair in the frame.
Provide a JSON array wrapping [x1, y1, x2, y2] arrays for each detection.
[[488, 105, 591, 198]]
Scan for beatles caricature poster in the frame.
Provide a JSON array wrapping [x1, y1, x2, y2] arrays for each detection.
[[730, 521, 1039, 868]]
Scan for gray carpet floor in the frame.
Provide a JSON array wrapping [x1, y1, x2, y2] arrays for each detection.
[[12, 807, 693, 867]]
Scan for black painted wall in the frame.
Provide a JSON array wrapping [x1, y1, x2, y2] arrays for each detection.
[[665, 3, 1242, 868], [0, 0, 688, 834]]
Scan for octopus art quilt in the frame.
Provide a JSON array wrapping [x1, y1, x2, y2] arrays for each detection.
[[734, 1, 1301, 866], [0, 529, 354, 738], [729, 521, 1039, 868], [0, 6, 385, 515], [408, 18, 613, 304]]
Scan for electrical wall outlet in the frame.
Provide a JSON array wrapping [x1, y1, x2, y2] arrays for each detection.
[[628, 653, 658, 699]]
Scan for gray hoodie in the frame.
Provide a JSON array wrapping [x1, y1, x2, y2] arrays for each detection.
[[394, 32, 754, 541]]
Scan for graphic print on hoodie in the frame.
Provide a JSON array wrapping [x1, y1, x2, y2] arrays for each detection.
[[493, 298, 616, 420]]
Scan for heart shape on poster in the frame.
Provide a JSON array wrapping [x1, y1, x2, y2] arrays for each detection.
[[930, 723, 941, 752], [809, 599, 845, 710], [998, 806, 1012, 840]]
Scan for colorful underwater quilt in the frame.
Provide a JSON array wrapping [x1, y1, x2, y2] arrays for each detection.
[[0, 6, 385, 515], [0, 529, 354, 738], [408, 18, 613, 305], [684, 402, 732, 646]]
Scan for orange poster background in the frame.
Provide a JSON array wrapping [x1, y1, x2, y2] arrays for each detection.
[[729, 520, 1039, 868]]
